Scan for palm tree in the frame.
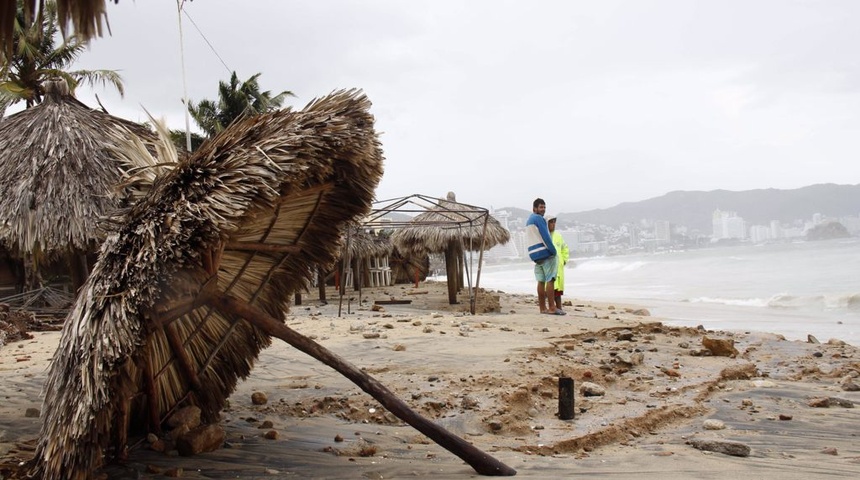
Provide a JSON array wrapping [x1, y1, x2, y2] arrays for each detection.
[[188, 71, 294, 138], [0, 0, 123, 112]]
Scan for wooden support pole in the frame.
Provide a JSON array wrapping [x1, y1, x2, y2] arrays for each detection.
[[318, 267, 327, 304], [211, 293, 516, 477], [164, 322, 203, 393], [143, 353, 162, 434], [444, 246, 458, 304], [558, 377, 575, 420]]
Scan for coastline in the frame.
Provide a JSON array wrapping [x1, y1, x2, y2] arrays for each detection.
[[1, 281, 858, 478]]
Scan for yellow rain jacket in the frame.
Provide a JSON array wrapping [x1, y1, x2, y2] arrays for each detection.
[[551, 230, 570, 292]]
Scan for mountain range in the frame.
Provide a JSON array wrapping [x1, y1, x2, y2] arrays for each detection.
[[501, 183, 860, 233]]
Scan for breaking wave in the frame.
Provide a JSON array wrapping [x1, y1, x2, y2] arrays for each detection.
[[685, 292, 860, 312]]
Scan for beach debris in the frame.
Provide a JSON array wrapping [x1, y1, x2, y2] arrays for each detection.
[[702, 419, 726, 430], [579, 382, 606, 397], [688, 438, 751, 457], [251, 392, 269, 405], [702, 336, 739, 357], [807, 334, 820, 344], [821, 447, 838, 455]]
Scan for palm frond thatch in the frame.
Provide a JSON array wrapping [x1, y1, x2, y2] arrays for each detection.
[[32, 89, 385, 480], [1, 1, 108, 55], [390, 192, 510, 254], [343, 227, 392, 259], [0, 80, 159, 258]]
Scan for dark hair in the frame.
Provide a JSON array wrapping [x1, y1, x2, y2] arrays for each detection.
[[533, 198, 545, 209]]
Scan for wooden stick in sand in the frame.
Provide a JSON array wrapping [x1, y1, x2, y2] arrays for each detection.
[[210, 293, 517, 477]]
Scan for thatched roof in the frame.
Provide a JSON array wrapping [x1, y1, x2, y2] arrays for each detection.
[[343, 227, 392, 260], [0, 80, 159, 258], [389, 192, 510, 254], [1, 1, 109, 55], [32, 89, 384, 480]]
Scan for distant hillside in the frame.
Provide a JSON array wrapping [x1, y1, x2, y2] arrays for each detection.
[[499, 184, 860, 232]]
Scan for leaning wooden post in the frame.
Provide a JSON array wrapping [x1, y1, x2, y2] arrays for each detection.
[[211, 293, 516, 477]]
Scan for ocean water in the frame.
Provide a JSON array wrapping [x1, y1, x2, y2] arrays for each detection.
[[474, 238, 860, 346]]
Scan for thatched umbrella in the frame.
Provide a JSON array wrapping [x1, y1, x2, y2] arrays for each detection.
[[391, 192, 510, 306], [0, 79, 160, 291], [31, 90, 514, 479]]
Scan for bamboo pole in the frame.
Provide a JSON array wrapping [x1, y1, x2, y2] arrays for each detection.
[[211, 292, 516, 477]]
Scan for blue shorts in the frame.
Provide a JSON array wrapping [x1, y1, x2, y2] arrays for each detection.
[[534, 255, 558, 283]]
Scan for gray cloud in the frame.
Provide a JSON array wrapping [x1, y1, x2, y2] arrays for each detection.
[[35, 0, 860, 212]]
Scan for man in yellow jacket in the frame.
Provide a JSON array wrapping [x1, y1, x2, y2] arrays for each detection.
[[545, 214, 570, 313]]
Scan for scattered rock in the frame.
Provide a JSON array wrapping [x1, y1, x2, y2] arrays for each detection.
[[702, 336, 739, 357], [688, 438, 750, 457], [263, 430, 279, 440], [251, 391, 268, 405], [167, 405, 201, 429], [702, 419, 726, 430], [580, 382, 606, 397], [841, 380, 860, 392], [719, 363, 757, 380], [176, 424, 226, 456], [807, 334, 820, 344], [616, 329, 634, 341], [24, 407, 40, 418], [163, 467, 183, 477], [808, 397, 855, 408], [461, 396, 479, 409], [821, 447, 838, 455]]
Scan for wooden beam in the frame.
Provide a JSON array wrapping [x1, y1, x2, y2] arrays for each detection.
[[225, 241, 301, 254], [143, 353, 162, 434], [164, 322, 203, 393], [210, 292, 516, 477]]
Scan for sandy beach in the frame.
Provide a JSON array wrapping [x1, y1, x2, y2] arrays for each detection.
[[1, 281, 858, 479]]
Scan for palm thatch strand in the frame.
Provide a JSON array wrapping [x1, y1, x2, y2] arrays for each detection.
[[1, 1, 109, 55], [31, 89, 387, 480], [0, 79, 158, 259]]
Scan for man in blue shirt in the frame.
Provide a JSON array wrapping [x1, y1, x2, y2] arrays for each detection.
[[525, 198, 565, 315]]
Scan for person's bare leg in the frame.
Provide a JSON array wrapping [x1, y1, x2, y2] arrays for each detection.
[[537, 282, 547, 312], [555, 293, 563, 312], [546, 280, 556, 313]]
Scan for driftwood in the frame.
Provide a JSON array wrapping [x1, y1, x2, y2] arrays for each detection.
[[211, 293, 517, 476]]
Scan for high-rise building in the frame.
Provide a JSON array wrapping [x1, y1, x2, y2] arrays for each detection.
[[654, 221, 671, 244], [712, 209, 746, 240]]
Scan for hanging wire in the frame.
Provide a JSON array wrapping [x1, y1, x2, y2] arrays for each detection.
[[181, 8, 232, 75]]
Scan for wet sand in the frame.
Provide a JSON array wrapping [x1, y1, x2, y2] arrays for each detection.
[[1, 281, 858, 478]]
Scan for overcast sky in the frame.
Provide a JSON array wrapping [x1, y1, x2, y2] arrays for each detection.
[[42, 0, 860, 212]]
